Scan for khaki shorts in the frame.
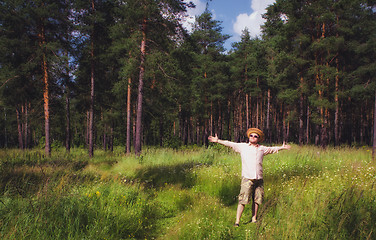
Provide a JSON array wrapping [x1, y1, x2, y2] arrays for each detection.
[[238, 178, 264, 205]]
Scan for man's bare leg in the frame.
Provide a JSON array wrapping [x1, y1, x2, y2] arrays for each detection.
[[252, 202, 259, 222], [235, 203, 245, 225]]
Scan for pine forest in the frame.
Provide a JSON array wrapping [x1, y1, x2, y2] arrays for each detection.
[[1, 0, 375, 156]]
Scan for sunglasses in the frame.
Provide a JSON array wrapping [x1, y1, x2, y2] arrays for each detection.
[[249, 134, 259, 138]]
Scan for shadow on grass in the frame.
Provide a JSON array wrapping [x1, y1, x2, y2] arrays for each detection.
[[0, 159, 92, 197], [133, 161, 212, 189], [218, 180, 239, 206], [322, 185, 376, 239], [266, 164, 323, 184], [0, 191, 161, 240]]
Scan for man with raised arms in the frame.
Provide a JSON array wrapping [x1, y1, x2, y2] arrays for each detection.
[[208, 128, 291, 226]]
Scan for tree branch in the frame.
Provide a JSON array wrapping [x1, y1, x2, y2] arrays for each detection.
[[158, 64, 177, 80], [0, 75, 19, 89]]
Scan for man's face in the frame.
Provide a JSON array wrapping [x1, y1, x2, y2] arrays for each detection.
[[249, 133, 259, 144]]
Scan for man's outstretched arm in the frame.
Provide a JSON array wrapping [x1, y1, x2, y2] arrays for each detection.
[[281, 142, 292, 150], [263, 142, 292, 155], [208, 134, 219, 143], [208, 134, 240, 151]]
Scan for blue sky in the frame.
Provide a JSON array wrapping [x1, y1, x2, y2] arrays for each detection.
[[182, 0, 276, 51]]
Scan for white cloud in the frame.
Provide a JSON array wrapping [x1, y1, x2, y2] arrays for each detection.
[[233, 0, 276, 39], [181, 0, 206, 32]]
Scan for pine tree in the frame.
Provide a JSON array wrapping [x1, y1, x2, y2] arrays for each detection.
[[1, 0, 71, 154], [190, 7, 230, 142], [73, 0, 116, 157], [262, 0, 376, 145], [231, 30, 269, 140], [132, 0, 191, 155]]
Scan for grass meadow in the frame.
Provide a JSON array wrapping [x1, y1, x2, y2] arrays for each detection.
[[0, 144, 375, 239]]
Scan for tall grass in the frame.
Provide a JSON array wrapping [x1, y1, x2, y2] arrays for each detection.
[[0, 145, 375, 239]]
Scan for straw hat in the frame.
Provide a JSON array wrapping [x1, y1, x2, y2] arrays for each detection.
[[246, 128, 264, 142]]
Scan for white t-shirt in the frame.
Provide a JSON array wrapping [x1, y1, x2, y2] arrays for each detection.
[[219, 141, 283, 179]]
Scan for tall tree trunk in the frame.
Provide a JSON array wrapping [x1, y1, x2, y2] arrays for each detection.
[[16, 108, 23, 150], [110, 123, 114, 152], [24, 103, 28, 149], [238, 96, 243, 140], [360, 106, 364, 144], [245, 60, 249, 130], [283, 109, 287, 142], [65, 87, 71, 152], [135, 17, 147, 155], [299, 76, 304, 145], [320, 24, 329, 148], [218, 104, 222, 138], [260, 93, 264, 129], [89, 39, 95, 157], [133, 108, 136, 149], [246, 94, 249, 129], [188, 117, 193, 144], [315, 57, 322, 146], [4, 107, 7, 148], [86, 111, 90, 147], [126, 77, 132, 154], [373, 90, 376, 162], [256, 77, 259, 128], [102, 112, 106, 151], [159, 116, 164, 146], [234, 93, 240, 142], [197, 124, 201, 145], [88, 0, 95, 158], [334, 23, 340, 146], [306, 105, 310, 144], [210, 101, 213, 136], [288, 121, 290, 142], [40, 30, 50, 156], [65, 49, 71, 152], [227, 99, 231, 140], [266, 89, 270, 143], [279, 104, 283, 142]]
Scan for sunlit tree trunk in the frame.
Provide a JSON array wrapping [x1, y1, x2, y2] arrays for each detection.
[[135, 17, 147, 155], [88, 0, 95, 158], [126, 77, 132, 154], [39, 19, 50, 156], [42, 52, 50, 156]]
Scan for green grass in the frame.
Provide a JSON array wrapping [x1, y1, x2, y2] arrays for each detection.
[[0, 145, 375, 239]]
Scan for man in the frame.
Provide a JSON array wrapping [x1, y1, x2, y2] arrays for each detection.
[[208, 128, 291, 226]]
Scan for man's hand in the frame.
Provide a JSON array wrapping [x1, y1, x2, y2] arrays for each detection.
[[208, 134, 219, 143], [282, 142, 291, 150]]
